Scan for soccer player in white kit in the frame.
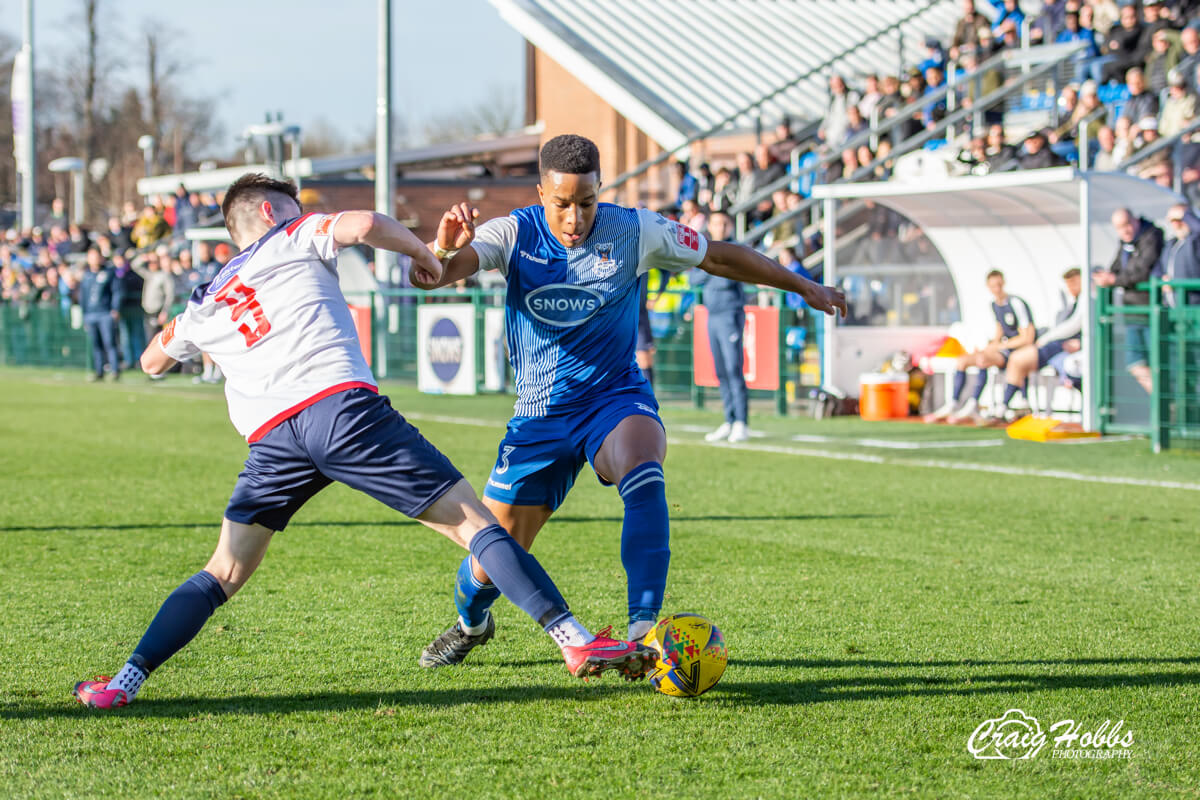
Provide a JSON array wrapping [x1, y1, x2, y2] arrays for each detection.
[[72, 174, 656, 709]]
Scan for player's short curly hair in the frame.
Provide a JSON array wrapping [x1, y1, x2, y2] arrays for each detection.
[[539, 134, 600, 178], [222, 173, 300, 241]]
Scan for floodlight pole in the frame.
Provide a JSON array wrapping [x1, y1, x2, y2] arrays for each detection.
[[374, 0, 394, 376], [18, 0, 35, 231]]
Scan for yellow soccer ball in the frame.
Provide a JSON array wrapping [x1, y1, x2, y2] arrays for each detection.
[[642, 613, 728, 697]]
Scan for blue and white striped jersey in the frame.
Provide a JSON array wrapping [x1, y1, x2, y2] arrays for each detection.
[[472, 203, 706, 416]]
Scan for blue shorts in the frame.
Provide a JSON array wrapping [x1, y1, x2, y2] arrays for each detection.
[[225, 388, 462, 531], [483, 385, 662, 511], [1123, 322, 1150, 369]]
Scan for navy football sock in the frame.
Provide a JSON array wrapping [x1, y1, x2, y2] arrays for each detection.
[[618, 462, 670, 626], [469, 524, 567, 628], [951, 370, 967, 402], [131, 570, 228, 673], [972, 372, 988, 401], [454, 554, 501, 629], [1002, 382, 1021, 408]]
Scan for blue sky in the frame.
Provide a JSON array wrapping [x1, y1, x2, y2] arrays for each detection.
[[6, 0, 525, 152]]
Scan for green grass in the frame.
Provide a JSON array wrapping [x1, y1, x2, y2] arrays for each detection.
[[1, 367, 1198, 799]]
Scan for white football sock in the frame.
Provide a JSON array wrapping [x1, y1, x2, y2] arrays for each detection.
[[106, 661, 148, 701], [628, 619, 655, 642], [546, 615, 595, 648], [459, 613, 490, 636]]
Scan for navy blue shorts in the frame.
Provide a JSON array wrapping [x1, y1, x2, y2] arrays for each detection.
[[225, 388, 463, 531], [483, 382, 662, 511], [1037, 340, 1066, 367]]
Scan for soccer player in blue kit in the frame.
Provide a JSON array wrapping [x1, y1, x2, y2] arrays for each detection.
[[415, 135, 846, 667]]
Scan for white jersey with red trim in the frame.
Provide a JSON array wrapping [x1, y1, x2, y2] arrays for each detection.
[[160, 211, 377, 441]]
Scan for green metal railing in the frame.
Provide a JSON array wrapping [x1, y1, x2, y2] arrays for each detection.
[[1095, 279, 1200, 452], [1, 288, 824, 415]]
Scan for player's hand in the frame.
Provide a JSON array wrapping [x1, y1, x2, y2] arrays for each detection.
[[803, 282, 847, 318], [410, 250, 444, 289], [437, 202, 479, 250]]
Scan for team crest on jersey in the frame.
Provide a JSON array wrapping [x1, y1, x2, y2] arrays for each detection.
[[592, 242, 621, 276]]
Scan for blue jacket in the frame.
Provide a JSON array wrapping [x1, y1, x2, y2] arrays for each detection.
[[690, 264, 746, 315], [80, 267, 121, 315]]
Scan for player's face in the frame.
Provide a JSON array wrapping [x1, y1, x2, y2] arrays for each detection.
[[538, 170, 599, 248]]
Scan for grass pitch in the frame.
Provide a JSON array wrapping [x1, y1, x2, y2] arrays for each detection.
[[1, 367, 1198, 799]]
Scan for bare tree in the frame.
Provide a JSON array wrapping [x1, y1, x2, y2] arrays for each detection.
[[301, 117, 348, 158], [422, 85, 521, 144]]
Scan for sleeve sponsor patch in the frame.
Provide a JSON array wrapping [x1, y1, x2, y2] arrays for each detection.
[[314, 214, 335, 237], [161, 317, 178, 345], [675, 224, 700, 251]]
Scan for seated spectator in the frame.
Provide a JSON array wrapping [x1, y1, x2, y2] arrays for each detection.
[[767, 117, 800, 164], [1160, 68, 1197, 136], [1112, 116, 1138, 163], [958, 135, 990, 175], [922, 67, 948, 128], [985, 123, 1017, 171], [1101, 3, 1146, 84], [928, 269, 1036, 423], [1018, 130, 1068, 168], [734, 151, 759, 206], [679, 198, 707, 236], [1120, 67, 1160, 124], [709, 166, 736, 213], [1145, 27, 1183, 94], [193, 240, 221, 286], [1136, 154, 1174, 188], [1133, 116, 1161, 153], [993, 267, 1083, 421], [841, 105, 868, 147], [1050, 81, 1105, 152], [106, 215, 133, 253], [950, 0, 990, 59], [1056, 8, 1100, 59], [1161, 203, 1200, 306], [1093, 207, 1165, 394], [695, 163, 715, 207]]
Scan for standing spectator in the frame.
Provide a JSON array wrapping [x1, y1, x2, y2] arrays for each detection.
[[193, 240, 221, 286], [841, 105, 868, 147], [114, 252, 145, 369], [710, 166, 736, 213], [753, 142, 785, 186], [694, 212, 751, 443], [1159, 68, 1197, 136], [171, 185, 196, 241], [819, 75, 860, 150], [858, 75, 884, 121], [1161, 204, 1200, 306], [1119, 67, 1160, 124], [41, 197, 67, 230], [1102, 3, 1145, 84], [1145, 28, 1183, 94], [921, 67, 948, 128], [673, 161, 698, 210], [79, 246, 122, 381], [918, 37, 947, 74], [950, 0, 990, 59], [1094, 208, 1165, 394], [135, 251, 176, 364], [694, 163, 716, 209], [1031, 0, 1070, 44], [679, 199, 707, 236], [1090, 0, 1121, 38], [1176, 25, 1200, 91], [132, 205, 170, 249], [992, 0, 1026, 43]]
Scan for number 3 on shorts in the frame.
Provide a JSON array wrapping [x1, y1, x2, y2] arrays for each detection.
[[214, 276, 271, 346]]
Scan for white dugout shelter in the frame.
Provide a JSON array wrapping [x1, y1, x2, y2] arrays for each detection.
[[812, 168, 1182, 430]]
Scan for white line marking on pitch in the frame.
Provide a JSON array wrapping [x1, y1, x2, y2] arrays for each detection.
[[405, 412, 1198, 493], [789, 434, 1005, 450]]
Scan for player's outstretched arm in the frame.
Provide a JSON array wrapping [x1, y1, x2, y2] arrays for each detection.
[[416, 202, 483, 290], [699, 241, 847, 317], [333, 211, 446, 287]]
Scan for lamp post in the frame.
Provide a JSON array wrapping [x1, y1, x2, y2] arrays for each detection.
[[48, 156, 85, 225], [137, 135, 155, 204]]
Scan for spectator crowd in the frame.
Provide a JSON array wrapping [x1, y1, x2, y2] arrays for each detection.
[[0, 185, 233, 380]]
